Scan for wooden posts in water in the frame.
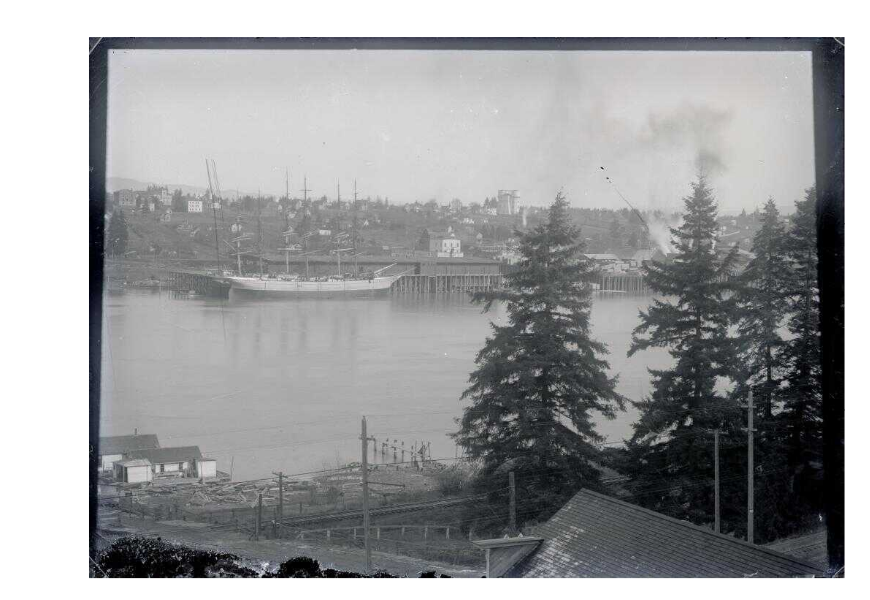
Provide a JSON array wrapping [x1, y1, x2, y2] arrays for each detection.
[[167, 270, 230, 298], [391, 273, 503, 294]]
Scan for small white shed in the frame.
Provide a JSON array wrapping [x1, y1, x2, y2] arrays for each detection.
[[114, 458, 153, 484], [195, 458, 218, 479]]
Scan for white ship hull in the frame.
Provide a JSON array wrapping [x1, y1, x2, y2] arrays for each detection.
[[227, 275, 400, 297]]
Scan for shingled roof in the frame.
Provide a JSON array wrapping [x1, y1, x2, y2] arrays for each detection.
[[503, 489, 823, 578], [765, 529, 828, 572], [99, 434, 160, 456], [127, 446, 203, 464]]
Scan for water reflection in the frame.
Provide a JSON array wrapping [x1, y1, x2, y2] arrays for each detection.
[[100, 289, 670, 480]]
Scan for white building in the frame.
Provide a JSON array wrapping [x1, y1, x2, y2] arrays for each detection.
[[187, 200, 204, 213], [99, 433, 160, 472], [126, 446, 216, 479], [115, 189, 137, 208], [496, 190, 521, 216], [113, 458, 153, 484], [429, 234, 463, 258]]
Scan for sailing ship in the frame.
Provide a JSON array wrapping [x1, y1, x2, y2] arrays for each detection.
[[204, 165, 404, 296], [225, 267, 403, 296]]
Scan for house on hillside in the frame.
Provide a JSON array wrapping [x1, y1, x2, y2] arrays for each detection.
[[187, 199, 204, 213], [98, 433, 160, 472], [473, 489, 823, 578], [125, 446, 217, 480], [114, 189, 137, 208], [430, 233, 463, 258]]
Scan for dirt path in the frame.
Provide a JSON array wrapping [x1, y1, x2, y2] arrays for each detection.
[[99, 518, 483, 578]]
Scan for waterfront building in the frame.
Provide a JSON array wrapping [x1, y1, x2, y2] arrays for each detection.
[[98, 433, 160, 472], [126, 446, 217, 479]]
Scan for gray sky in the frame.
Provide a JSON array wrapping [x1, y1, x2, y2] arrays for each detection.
[[108, 49, 814, 214]]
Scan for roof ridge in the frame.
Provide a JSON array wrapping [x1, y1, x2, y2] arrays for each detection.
[[576, 489, 824, 573]]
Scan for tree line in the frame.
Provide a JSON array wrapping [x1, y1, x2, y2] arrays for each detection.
[[454, 177, 822, 545]]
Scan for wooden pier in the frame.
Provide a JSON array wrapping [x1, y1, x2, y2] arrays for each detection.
[[392, 274, 502, 294], [597, 274, 650, 295], [167, 270, 230, 298]]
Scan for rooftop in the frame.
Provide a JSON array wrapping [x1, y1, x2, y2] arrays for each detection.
[[115, 458, 152, 468], [498, 489, 824, 578], [765, 529, 828, 572], [99, 434, 160, 456], [127, 446, 204, 464]]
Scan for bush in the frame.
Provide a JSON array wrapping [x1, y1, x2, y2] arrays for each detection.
[[93, 536, 451, 578]]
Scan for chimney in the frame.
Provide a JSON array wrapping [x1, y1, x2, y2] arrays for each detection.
[[134, 428, 138, 436]]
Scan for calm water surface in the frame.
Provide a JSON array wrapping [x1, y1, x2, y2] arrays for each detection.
[[100, 290, 671, 480]]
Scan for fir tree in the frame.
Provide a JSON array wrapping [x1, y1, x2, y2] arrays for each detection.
[[453, 193, 624, 525], [731, 197, 801, 542], [107, 209, 129, 257], [777, 187, 823, 524], [622, 177, 744, 532], [734, 197, 790, 418]]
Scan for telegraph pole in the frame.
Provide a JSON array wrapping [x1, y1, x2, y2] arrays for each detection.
[[747, 390, 755, 544], [713, 429, 721, 534], [508, 471, 517, 535], [273, 471, 284, 527], [256, 492, 263, 541], [361, 417, 373, 573]]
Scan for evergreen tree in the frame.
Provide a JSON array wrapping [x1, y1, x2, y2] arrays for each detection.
[[107, 209, 129, 257], [777, 187, 824, 526], [622, 178, 744, 532], [453, 193, 624, 526], [731, 197, 802, 542], [734, 198, 790, 418]]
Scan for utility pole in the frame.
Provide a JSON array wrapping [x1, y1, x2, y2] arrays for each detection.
[[361, 416, 373, 573], [508, 471, 517, 535], [337, 180, 341, 211], [747, 390, 755, 544], [256, 492, 263, 541], [353, 179, 358, 210], [713, 429, 721, 533], [273, 471, 284, 528]]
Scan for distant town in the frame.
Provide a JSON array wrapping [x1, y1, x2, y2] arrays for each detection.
[[105, 177, 767, 279]]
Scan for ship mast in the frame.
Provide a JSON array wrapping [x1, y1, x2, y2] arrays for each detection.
[[205, 159, 221, 272], [300, 175, 310, 205], [257, 189, 264, 275]]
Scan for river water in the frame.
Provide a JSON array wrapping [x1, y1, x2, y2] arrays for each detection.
[[100, 290, 671, 481]]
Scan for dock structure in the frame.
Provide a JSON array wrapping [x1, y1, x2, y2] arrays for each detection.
[[392, 274, 502, 295], [167, 270, 230, 298], [597, 273, 650, 295]]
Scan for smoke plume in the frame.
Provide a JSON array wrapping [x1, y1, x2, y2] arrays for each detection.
[[645, 213, 682, 254], [640, 104, 733, 178]]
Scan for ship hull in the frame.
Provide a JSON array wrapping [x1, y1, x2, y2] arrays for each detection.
[[227, 275, 399, 297]]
